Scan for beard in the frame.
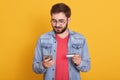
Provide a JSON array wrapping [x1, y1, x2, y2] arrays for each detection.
[[52, 23, 68, 34]]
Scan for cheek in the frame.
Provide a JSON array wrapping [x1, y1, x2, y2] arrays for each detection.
[[51, 24, 55, 28]]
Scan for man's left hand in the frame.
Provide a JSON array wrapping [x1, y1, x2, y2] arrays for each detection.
[[72, 54, 82, 66]]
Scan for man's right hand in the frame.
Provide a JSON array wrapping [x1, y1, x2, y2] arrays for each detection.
[[42, 58, 54, 69]]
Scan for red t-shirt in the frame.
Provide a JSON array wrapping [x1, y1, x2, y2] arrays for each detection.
[[55, 34, 69, 80]]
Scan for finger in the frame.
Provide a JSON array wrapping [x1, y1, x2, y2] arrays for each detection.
[[72, 58, 81, 63], [73, 60, 80, 65], [72, 58, 76, 63], [46, 60, 54, 67], [42, 62, 49, 68], [74, 54, 81, 58], [48, 60, 54, 65], [44, 58, 52, 62]]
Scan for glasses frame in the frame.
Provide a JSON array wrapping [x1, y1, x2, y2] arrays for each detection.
[[51, 19, 68, 25]]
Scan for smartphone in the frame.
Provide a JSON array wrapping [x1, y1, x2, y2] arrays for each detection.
[[43, 55, 53, 60]]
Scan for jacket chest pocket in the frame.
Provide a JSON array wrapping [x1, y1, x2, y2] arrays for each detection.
[[71, 43, 83, 54], [41, 43, 52, 55]]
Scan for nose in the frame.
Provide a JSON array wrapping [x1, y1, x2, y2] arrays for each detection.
[[56, 22, 60, 27]]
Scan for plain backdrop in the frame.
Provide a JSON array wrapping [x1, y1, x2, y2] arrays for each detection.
[[0, 0, 120, 80]]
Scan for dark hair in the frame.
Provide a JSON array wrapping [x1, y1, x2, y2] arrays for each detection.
[[50, 3, 71, 18]]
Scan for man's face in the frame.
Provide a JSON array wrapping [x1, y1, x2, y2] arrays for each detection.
[[51, 12, 70, 34]]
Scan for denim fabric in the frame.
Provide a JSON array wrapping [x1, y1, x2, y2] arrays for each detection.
[[33, 30, 90, 80]]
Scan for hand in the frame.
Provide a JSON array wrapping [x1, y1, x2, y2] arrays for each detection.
[[72, 54, 82, 66], [42, 58, 54, 69]]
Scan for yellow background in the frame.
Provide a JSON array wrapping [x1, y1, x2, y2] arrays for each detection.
[[0, 0, 120, 80]]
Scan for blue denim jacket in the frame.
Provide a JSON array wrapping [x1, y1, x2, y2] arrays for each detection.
[[33, 30, 90, 80]]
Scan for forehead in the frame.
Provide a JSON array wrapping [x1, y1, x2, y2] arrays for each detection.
[[51, 12, 67, 20]]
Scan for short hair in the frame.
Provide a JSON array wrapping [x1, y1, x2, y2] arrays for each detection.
[[50, 3, 71, 18]]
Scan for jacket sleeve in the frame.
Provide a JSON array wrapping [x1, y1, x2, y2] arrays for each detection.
[[32, 38, 47, 74], [75, 38, 91, 72]]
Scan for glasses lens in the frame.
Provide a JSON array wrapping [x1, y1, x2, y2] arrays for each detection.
[[51, 19, 67, 25]]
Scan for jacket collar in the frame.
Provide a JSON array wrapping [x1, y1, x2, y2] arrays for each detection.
[[49, 29, 75, 38]]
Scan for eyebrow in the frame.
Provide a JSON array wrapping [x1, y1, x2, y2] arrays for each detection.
[[51, 19, 65, 21]]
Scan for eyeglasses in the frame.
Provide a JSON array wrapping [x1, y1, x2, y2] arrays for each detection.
[[51, 19, 67, 25]]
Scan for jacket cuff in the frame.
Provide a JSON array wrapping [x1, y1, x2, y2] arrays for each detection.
[[39, 62, 47, 72]]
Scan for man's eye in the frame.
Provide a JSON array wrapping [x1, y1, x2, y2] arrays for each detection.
[[52, 20, 57, 22], [59, 20, 64, 23]]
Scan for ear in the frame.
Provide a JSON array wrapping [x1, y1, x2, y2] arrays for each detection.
[[68, 17, 71, 23]]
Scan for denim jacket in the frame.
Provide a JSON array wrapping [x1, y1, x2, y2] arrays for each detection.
[[33, 30, 90, 80]]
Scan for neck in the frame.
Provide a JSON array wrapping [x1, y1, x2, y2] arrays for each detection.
[[56, 29, 69, 39]]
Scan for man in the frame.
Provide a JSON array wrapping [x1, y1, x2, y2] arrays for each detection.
[[33, 3, 90, 80]]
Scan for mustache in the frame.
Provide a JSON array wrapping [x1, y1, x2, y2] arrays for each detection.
[[54, 26, 62, 28]]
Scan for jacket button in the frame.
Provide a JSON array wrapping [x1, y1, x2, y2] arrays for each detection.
[[52, 68, 54, 71], [52, 77, 54, 80]]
